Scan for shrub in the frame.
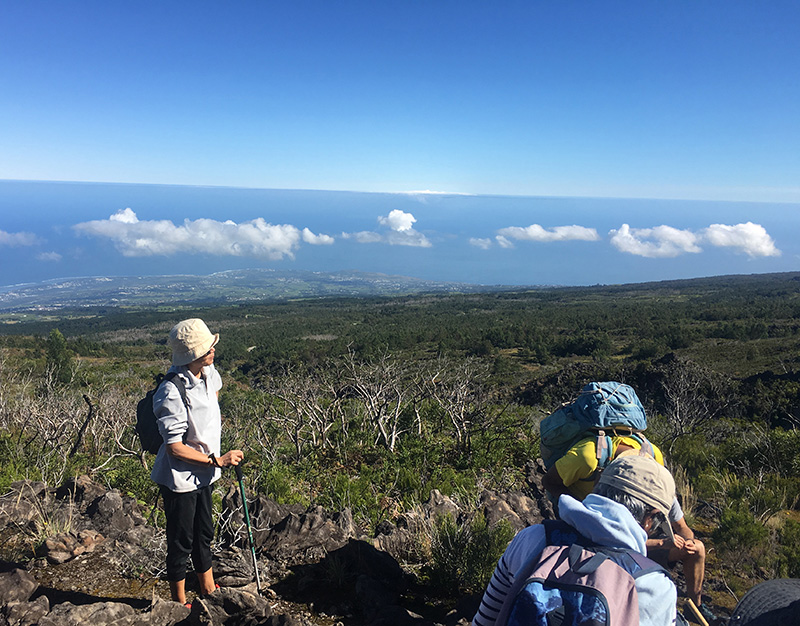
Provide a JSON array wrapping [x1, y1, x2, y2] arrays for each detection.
[[778, 518, 800, 577], [104, 457, 158, 504], [713, 506, 768, 552], [424, 513, 514, 595]]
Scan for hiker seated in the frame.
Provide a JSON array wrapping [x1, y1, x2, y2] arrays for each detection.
[[647, 516, 716, 624], [474, 454, 679, 626], [543, 439, 716, 624]]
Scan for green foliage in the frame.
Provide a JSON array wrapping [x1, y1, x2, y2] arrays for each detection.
[[104, 457, 159, 504], [713, 505, 768, 552], [0, 432, 36, 493], [251, 461, 309, 506], [424, 513, 514, 594], [777, 519, 800, 578], [46, 328, 74, 383]]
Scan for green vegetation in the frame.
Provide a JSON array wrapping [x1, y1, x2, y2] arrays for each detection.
[[1, 271, 800, 599]]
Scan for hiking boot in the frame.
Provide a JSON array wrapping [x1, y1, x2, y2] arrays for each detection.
[[697, 603, 719, 624]]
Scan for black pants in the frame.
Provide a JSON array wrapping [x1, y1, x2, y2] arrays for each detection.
[[160, 484, 214, 582]]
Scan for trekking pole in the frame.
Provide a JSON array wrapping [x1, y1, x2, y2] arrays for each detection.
[[686, 599, 710, 626], [235, 464, 263, 594]]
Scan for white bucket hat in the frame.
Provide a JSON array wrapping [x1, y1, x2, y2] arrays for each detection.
[[596, 452, 677, 541], [169, 318, 219, 366]]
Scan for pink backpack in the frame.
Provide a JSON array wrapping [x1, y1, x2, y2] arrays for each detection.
[[496, 521, 664, 626]]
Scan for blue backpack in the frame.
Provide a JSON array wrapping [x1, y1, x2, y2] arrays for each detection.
[[496, 520, 665, 626], [540, 382, 650, 471]]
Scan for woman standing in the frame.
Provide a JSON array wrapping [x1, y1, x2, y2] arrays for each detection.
[[151, 318, 244, 605]]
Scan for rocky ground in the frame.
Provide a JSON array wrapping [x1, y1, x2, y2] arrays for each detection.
[[0, 468, 730, 625]]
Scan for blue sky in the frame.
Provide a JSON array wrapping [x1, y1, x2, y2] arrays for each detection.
[[0, 2, 798, 288]]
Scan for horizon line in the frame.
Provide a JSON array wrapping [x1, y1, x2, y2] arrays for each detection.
[[2, 177, 799, 206]]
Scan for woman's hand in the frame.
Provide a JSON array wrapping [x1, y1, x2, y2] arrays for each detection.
[[218, 449, 244, 467]]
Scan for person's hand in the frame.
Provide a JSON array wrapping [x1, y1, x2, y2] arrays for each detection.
[[682, 538, 699, 554], [670, 534, 686, 550], [219, 450, 244, 467]]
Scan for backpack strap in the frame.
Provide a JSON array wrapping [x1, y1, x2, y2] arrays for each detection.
[[630, 432, 654, 457], [584, 430, 653, 484], [568, 542, 610, 575], [156, 373, 189, 445], [160, 371, 188, 409], [577, 430, 613, 484], [590, 545, 669, 579], [596, 429, 613, 467]]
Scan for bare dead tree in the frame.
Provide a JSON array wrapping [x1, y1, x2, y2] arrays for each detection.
[[652, 357, 737, 454], [341, 347, 419, 453], [419, 356, 493, 453], [258, 365, 345, 460]]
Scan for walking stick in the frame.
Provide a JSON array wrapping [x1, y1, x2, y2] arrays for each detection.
[[235, 464, 263, 594], [687, 599, 710, 626]]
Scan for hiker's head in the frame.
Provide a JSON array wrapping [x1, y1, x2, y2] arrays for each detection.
[[169, 318, 219, 366], [593, 453, 676, 540]]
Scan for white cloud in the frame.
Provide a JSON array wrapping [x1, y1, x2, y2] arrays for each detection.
[[37, 251, 62, 262], [73, 209, 333, 260], [341, 231, 382, 243], [394, 190, 475, 197], [109, 208, 139, 224], [302, 228, 334, 245], [342, 210, 432, 247], [469, 237, 493, 250], [702, 222, 780, 257], [0, 229, 38, 247], [610, 222, 780, 259], [386, 229, 432, 248], [609, 224, 702, 258], [496, 235, 514, 249], [497, 224, 600, 242], [378, 209, 416, 232]]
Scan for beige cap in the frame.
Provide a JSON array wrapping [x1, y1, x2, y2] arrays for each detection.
[[169, 319, 219, 366], [596, 452, 676, 541]]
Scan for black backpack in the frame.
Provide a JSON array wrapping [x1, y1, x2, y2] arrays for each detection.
[[135, 372, 187, 454]]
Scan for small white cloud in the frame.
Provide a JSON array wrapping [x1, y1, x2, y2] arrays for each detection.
[[302, 228, 334, 245], [109, 208, 139, 224], [386, 229, 432, 248], [73, 209, 322, 260], [609, 224, 702, 258], [702, 222, 780, 258], [469, 237, 493, 250], [495, 235, 514, 249], [497, 224, 600, 242], [341, 231, 383, 243], [37, 251, 62, 262], [394, 190, 474, 196], [343, 209, 431, 247], [0, 229, 38, 246], [378, 209, 416, 232]]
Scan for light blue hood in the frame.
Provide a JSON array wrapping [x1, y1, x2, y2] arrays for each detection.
[[558, 493, 649, 555]]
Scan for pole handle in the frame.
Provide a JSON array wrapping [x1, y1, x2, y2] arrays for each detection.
[[235, 463, 243, 481]]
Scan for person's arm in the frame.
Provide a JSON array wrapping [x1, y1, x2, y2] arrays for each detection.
[[542, 465, 571, 500], [165, 443, 243, 467], [646, 515, 694, 551], [473, 525, 546, 626]]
